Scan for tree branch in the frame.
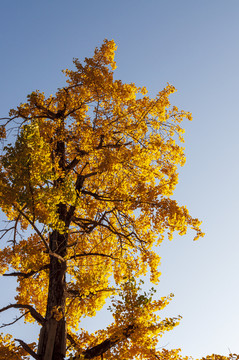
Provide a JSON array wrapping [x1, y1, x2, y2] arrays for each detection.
[[0, 311, 29, 328], [15, 206, 50, 253], [69, 252, 117, 261], [79, 324, 135, 359], [66, 287, 117, 299], [15, 207, 65, 262], [66, 157, 80, 171], [3, 264, 50, 278], [15, 338, 39, 360], [0, 303, 45, 325], [67, 333, 78, 349]]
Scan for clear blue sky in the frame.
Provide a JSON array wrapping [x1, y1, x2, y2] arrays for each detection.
[[0, 0, 239, 358]]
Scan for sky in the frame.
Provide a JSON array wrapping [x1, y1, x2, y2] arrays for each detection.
[[0, 0, 239, 358]]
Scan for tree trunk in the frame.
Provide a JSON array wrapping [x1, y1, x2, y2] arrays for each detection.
[[37, 135, 78, 359], [37, 229, 68, 360]]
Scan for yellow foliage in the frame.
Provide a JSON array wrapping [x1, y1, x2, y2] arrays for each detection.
[[0, 333, 34, 359], [0, 39, 205, 359]]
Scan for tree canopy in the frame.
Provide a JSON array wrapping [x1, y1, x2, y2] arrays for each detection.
[[0, 40, 206, 360]]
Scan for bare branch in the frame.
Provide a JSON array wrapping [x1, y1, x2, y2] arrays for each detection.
[[0, 226, 15, 240], [80, 189, 104, 200], [15, 206, 50, 252], [66, 157, 80, 171], [15, 338, 39, 360], [0, 116, 19, 126], [13, 213, 21, 249], [3, 264, 50, 278], [15, 207, 65, 262], [0, 303, 45, 325], [68, 252, 117, 261], [97, 141, 132, 150], [83, 171, 98, 179], [66, 287, 117, 299], [0, 311, 29, 328]]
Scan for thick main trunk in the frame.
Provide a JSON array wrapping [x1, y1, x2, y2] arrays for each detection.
[[38, 230, 68, 360]]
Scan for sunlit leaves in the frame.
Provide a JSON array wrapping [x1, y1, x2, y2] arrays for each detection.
[[0, 39, 204, 359]]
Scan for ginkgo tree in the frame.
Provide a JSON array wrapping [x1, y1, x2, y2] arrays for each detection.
[[0, 40, 204, 360]]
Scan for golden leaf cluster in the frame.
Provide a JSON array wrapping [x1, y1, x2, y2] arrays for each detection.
[[0, 39, 205, 359]]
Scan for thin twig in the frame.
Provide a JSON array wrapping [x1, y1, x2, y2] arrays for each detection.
[[0, 311, 29, 328]]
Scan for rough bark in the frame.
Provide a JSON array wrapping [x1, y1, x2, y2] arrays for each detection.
[[37, 208, 68, 360]]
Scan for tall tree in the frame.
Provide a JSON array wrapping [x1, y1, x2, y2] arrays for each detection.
[[0, 40, 203, 360]]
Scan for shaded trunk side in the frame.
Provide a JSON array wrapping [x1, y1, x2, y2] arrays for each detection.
[[38, 229, 68, 360]]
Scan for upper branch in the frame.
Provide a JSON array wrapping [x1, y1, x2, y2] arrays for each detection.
[[0, 303, 45, 325]]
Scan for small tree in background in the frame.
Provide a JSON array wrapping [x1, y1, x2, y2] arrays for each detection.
[[0, 40, 203, 360]]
